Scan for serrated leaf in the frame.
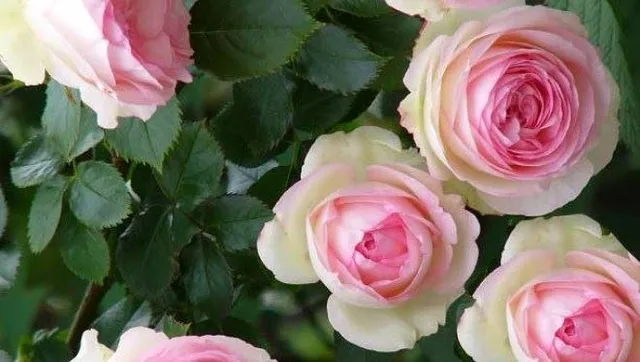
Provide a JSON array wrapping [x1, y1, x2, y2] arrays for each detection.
[[213, 73, 294, 166], [169, 207, 199, 252], [10, 135, 64, 188], [294, 25, 385, 93], [68, 161, 130, 229], [547, 0, 640, 162], [69, 110, 104, 159], [203, 195, 273, 251], [105, 98, 181, 171], [157, 123, 224, 211], [303, 0, 330, 13], [335, 10, 421, 56], [293, 79, 357, 133], [225, 160, 279, 194], [335, 332, 396, 361], [28, 175, 69, 253], [0, 246, 20, 292], [329, 0, 389, 17], [42, 81, 103, 160], [157, 315, 191, 337], [116, 206, 175, 298], [57, 212, 110, 282], [190, 0, 318, 80], [0, 186, 7, 239], [92, 298, 152, 348], [181, 236, 234, 321]]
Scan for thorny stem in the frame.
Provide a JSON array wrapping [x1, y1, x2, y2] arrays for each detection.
[[66, 278, 114, 354]]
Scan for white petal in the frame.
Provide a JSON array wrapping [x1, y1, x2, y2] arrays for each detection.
[[501, 214, 627, 265], [479, 160, 594, 216], [70, 330, 113, 362], [257, 164, 356, 284], [457, 250, 556, 362], [0, 0, 46, 85], [327, 289, 458, 352], [301, 126, 425, 179], [108, 327, 168, 362]]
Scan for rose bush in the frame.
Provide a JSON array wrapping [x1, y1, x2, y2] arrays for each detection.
[[400, 5, 620, 216], [458, 215, 640, 361], [258, 126, 480, 352], [71, 327, 275, 362], [0, 0, 193, 128]]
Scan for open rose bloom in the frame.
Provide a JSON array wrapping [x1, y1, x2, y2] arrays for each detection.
[[458, 215, 640, 361], [400, 6, 620, 216], [0, 0, 193, 128], [71, 327, 275, 362], [258, 126, 479, 352]]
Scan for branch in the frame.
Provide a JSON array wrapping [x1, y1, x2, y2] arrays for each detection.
[[66, 279, 114, 354]]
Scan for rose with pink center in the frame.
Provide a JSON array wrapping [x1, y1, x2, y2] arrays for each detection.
[[258, 126, 479, 352], [400, 6, 619, 216], [70, 327, 275, 362], [21, 0, 193, 128], [458, 215, 640, 362]]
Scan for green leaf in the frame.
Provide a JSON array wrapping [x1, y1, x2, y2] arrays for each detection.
[[547, 0, 640, 162], [116, 206, 176, 298], [92, 298, 152, 348], [419, 295, 475, 362], [247, 165, 295, 207], [335, 332, 396, 361], [68, 109, 104, 160], [335, 11, 421, 56], [16, 329, 71, 362], [213, 73, 294, 166], [294, 25, 385, 93], [157, 123, 224, 211], [181, 236, 234, 321], [28, 175, 69, 253], [105, 98, 182, 172], [69, 161, 131, 229], [303, 0, 330, 13], [225, 160, 279, 194], [10, 135, 65, 188], [57, 212, 110, 282], [328, 0, 390, 17], [157, 315, 191, 337], [190, 0, 318, 80], [41, 81, 103, 160], [203, 195, 273, 251], [169, 207, 199, 252], [293, 79, 358, 133], [0, 186, 7, 239], [0, 246, 20, 292]]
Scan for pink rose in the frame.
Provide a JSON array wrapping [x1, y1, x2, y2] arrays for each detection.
[[458, 215, 640, 361], [399, 6, 619, 216], [71, 327, 275, 362], [258, 126, 479, 352], [23, 0, 193, 128], [384, 0, 524, 20]]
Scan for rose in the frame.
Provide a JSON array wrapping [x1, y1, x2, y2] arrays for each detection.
[[457, 215, 640, 361], [383, 0, 523, 21], [257, 126, 479, 352], [399, 6, 619, 216], [0, 0, 193, 129], [71, 327, 275, 362]]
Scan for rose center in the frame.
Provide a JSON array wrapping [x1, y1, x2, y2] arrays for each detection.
[[554, 300, 609, 349], [355, 214, 408, 263]]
